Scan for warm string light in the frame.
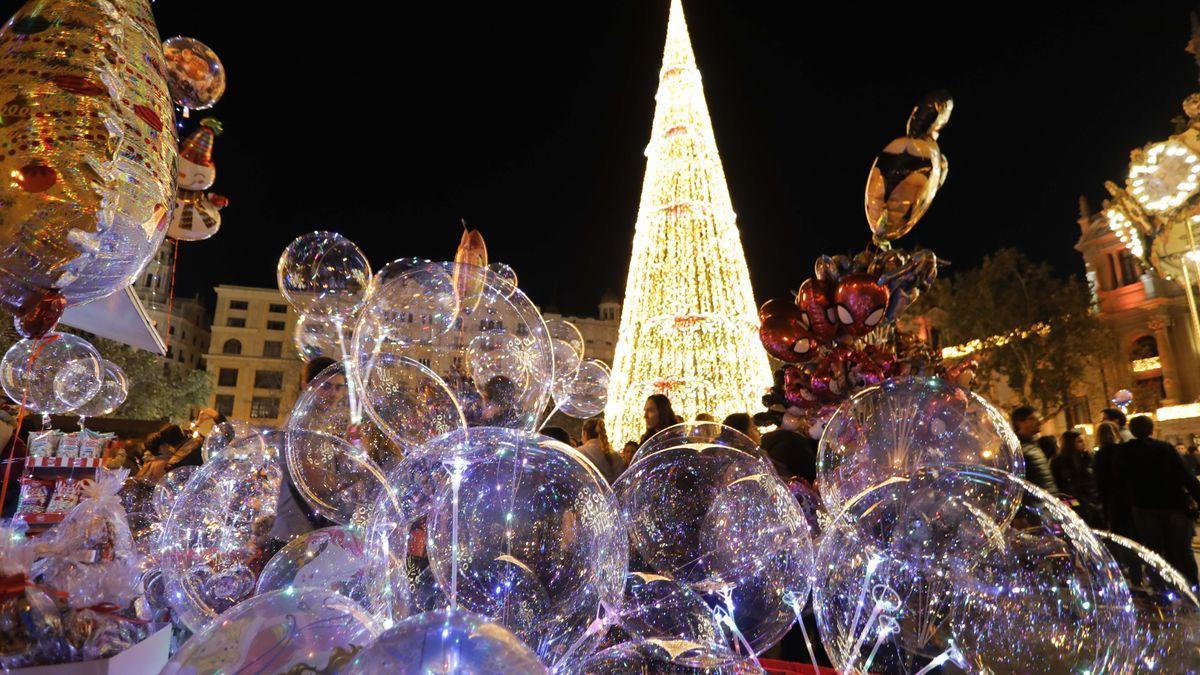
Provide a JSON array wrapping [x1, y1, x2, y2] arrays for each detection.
[[1104, 207, 1145, 260], [1127, 140, 1200, 213], [604, 0, 773, 445]]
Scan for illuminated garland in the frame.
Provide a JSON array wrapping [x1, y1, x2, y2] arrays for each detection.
[[604, 0, 772, 444]]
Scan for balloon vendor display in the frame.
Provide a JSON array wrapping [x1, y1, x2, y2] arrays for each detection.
[[0, 0, 177, 337]]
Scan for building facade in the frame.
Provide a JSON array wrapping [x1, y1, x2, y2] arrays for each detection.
[[542, 293, 622, 366], [132, 240, 211, 370], [205, 285, 305, 426]]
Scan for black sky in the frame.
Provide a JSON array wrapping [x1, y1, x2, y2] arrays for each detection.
[[150, 1, 1198, 316]]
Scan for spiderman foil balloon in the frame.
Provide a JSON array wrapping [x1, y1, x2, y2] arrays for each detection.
[[832, 274, 890, 337], [759, 298, 817, 363], [795, 278, 839, 343]]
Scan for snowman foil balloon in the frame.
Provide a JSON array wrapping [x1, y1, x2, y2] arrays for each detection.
[[168, 118, 228, 242]]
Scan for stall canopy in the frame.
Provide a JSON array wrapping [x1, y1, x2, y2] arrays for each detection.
[[60, 286, 166, 355]]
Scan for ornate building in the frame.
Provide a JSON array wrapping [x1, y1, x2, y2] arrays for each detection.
[[132, 240, 210, 370], [542, 293, 621, 366]]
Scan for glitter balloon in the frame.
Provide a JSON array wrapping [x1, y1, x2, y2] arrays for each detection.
[[813, 466, 1133, 674], [161, 587, 380, 675], [364, 428, 626, 668], [1, 333, 101, 415], [255, 526, 373, 612], [285, 363, 398, 525], [159, 430, 283, 632], [340, 608, 546, 674], [277, 231, 372, 324], [162, 36, 226, 111], [354, 262, 553, 431], [817, 376, 1024, 513]]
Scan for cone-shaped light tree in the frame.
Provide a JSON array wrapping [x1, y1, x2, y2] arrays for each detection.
[[604, 0, 772, 445]]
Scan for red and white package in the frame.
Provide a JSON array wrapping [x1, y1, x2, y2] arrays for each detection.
[[46, 478, 91, 513], [14, 477, 51, 515], [55, 432, 82, 459], [27, 430, 61, 458]]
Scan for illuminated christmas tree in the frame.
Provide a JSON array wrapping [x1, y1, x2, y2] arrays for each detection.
[[604, 0, 773, 445]]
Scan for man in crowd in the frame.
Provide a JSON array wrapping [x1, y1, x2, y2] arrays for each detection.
[[1010, 406, 1058, 493], [758, 413, 816, 482], [1102, 407, 1133, 442], [1121, 415, 1200, 587]]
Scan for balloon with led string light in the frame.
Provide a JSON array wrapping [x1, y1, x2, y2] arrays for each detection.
[[254, 526, 374, 613], [1, 333, 102, 425]]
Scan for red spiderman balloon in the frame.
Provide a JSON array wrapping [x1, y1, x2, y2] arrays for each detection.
[[833, 274, 890, 336], [759, 298, 817, 363], [795, 278, 839, 343], [783, 364, 822, 409]]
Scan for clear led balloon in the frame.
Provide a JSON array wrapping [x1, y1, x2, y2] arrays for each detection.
[[631, 422, 764, 468], [371, 256, 434, 296], [200, 417, 256, 462], [814, 466, 1133, 674], [161, 588, 380, 675], [294, 313, 351, 361], [364, 428, 627, 668], [553, 358, 611, 419], [1095, 530, 1198, 673], [354, 262, 553, 431], [162, 36, 226, 111], [340, 608, 547, 675], [285, 363, 399, 525], [159, 430, 283, 632], [152, 466, 197, 520], [71, 359, 127, 421], [277, 231, 372, 323], [120, 477, 162, 563], [545, 317, 585, 387], [578, 639, 764, 674], [255, 526, 373, 612], [817, 376, 1024, 512], [620, 572, 723, 646], [1, 333, 101, 416], [487, 262, 519, 296]]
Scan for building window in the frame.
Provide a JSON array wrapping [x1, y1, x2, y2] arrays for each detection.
[[254, 370, 284, 390], [250, 396, 281, 419], [266, 320, 285, 331], [269, 303, 288, 313], [214, 394, 235, 417], [222, 339, 242, 354], [262, 341, 283, 358], [218, 368, 238, 387], [226, 317, 246, 328], [229, 300, 249, 310], [1064, 397, 1091, 430], [1117, 251, 1141, 287]]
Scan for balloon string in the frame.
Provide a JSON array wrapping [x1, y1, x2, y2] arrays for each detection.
[[164, 239, 179, 355], [0, 337, 53, 514], [786, 594, 820, 673], [537, 403, 561, 431]]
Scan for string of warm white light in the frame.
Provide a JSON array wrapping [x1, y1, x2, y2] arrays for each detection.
[[1127, 140, 1200, 213], [604, 0, 772, 445], [1104, 206, 1145, 260]]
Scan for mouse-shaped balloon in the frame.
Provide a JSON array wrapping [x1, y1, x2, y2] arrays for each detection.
[[168, 118, 227, 242], [795, 278, 839, 343], [759, 298, 817, 363], [833, 274, 890, 336], [864, 91, 953, 245]]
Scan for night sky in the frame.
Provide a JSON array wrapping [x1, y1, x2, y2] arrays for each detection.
[[152, 1, 1198, 316]]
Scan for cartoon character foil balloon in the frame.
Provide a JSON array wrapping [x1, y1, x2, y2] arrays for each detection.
[[865, 91, 953, 245], [795, 278, 839, 343], [168, 119, 227, 241], [832, 273, 890, 336], [0, 0, 177, 337], [758, 298, 816, 363]]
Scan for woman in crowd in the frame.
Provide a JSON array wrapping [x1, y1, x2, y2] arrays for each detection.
[[1094, 421, 1134, 537], [641, 394, 680, 445], [1051, 429, 1103, 526], [578, 418, 625, 484], [721, 412, 761, 445]]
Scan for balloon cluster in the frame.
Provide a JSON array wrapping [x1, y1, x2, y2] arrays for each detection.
[[758, 93, 965, 436]]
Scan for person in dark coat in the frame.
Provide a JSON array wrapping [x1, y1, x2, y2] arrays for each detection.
[[1051, 430, 1103, 527], [1121, 415, 1200, 587], [760, 420, 817, 483], [1011, 406, 1058, 493]]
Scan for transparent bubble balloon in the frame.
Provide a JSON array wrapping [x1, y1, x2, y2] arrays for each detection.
[[277, 231, 372, 322], [354, 262, 553, 431], [814, 466, 1133, 674], [121, 477, 162, 563], [1, 333, 101, 415], [255, 526, 373, 611], [372, 257, 434, 296], [341, 608, 547, 674], [161, 587, 380, 675], [487, 262, 519, 296], [632, 422, 764, 468], [286, 363, 399, 525], [545, 317, 585, 358], [153, 465, 198, 522], [294, 313, 352, 361], [71, 359, 126, 420], [553, 358, 611, 419], [620, 572, 723, 646], [817, 376, 1024, 513], [616, 446, 810, 654], [160, 430, 284, 632], [364, 428, 627, 668], [579, 639, 764, 674], [201, 418, 258, 462], [1095, 530, 1198, 673]]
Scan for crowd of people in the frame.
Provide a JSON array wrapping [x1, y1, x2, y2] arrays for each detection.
[[1012, 405, 1200, 587]]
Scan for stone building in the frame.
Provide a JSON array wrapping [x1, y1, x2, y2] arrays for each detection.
[[205, 285, 304, 426], [542, 293, 622, 366], [132, 241, 210, 370]]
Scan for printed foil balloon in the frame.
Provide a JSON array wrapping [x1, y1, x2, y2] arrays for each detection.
[[831, 273, 889, 336], [159, 430, 283, 632], [1, 332, 101, 415], [758, 298, 816, 363], [364, 428, 627, 668], [161, 588, 380, 675], [354, 261, 553, 431], [0, 0, 177, 335], [794, 278, 838, 343], [817, 376, 1024, 513], [255, 526, 374, 612], [864, 91, 953, 244], [167, 118, 227, 241], [340, 608, 547, 675], [162, 36, 226, 112]]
